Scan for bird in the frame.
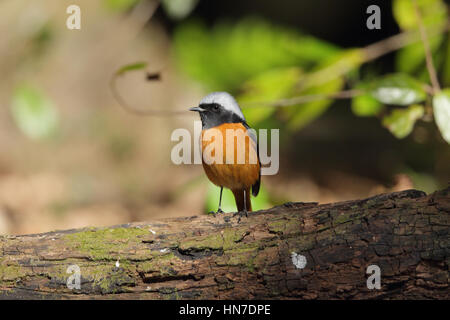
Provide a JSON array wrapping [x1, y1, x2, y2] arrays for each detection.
[[189, 92, 260, 216]]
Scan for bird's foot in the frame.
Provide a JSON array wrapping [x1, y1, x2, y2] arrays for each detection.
[[210, 208, 224, 217], [233, 210, 248, 223]]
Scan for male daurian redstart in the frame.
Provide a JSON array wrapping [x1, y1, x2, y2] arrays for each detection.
[[190, 92, 261, 215]]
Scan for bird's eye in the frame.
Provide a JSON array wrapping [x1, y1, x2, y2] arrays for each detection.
[[212, 104, 219, 111]]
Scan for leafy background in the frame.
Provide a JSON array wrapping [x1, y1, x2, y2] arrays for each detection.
[[0, 0, 448, 234]]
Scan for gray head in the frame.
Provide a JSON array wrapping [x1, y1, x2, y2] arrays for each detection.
[[189, 92, 246, 129]]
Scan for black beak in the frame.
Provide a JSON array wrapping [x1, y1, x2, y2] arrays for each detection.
[[189, 106, 205, 112]]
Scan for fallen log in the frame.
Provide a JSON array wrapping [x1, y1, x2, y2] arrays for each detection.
[[0, 187, 448, 299]]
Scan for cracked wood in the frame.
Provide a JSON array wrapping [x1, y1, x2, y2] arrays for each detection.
[[0, 187, 449, 299]]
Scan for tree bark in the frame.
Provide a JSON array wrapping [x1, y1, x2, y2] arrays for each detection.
[[0, 187, 448, 300]]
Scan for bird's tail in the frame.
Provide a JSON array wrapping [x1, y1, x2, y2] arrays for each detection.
[[232, 188, 252, 212]]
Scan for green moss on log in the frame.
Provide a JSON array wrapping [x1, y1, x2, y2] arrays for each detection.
[[63, 227, 150, 260]]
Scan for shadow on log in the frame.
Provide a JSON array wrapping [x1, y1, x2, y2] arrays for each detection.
[[0, 187, 449, 299]]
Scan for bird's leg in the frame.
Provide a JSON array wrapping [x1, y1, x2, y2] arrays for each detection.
[[211, 187, 224, 216], [216, 187, 224, 214], [233, 189, 248, 222]]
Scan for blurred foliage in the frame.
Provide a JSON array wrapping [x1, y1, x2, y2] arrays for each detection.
[[173, 18, 340, 93], [444, 38, 450, 87], [395, 36, 443, 76], [161, 0, 199, 20], [10, 85, 59, 140], [29, 23, 53, 60], [393, 0, 447, 81], [351, 89, 384, 117], [432, 89, 450, 143], [393, 0, 447, 30], [104, 0, 200, 20], [382, 105, 425, 139], [238, 67, 302, 124], [406, 170, 440, 194], [173, 0, 450, 143], [370, 73, 427, 106], [393, 0, 447, 79], [104, 0, 139, 11], [281, 49, 363, 130], [287, 77, 344, 130], [167, 0, 450, 212], [302, 49, 364, 89], [169, 0, 450, 209], [114, 61, 148, 76], [173, 18, 367, 130]]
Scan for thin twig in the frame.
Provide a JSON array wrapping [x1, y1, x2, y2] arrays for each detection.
[[109, 74, 187, 116], [302, 22, 448, 92], [412, 0, 441, 94], [241, 90, 363, 109], [108, 0, 187, 116], [363, 25, 429, 61]]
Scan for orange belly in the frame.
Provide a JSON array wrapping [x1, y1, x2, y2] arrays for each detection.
[[201, 123, 260, 190]]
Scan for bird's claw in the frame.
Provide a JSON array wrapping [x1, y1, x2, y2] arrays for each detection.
[[211, 208, 224, 217], [233, 210, 248, 223]]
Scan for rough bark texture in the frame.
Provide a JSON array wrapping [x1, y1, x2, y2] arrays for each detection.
[[0, 187, 449, 300]]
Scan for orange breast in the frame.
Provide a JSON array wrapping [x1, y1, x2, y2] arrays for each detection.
[[201, 123, 260, 190]]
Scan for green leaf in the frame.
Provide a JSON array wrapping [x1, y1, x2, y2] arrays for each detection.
[[161, 0, 199, 20], [173, 18, 340, 92], [443, 35, 450, 87], [351, 93, 384, 117], [393, 0, 447, 30], [393, 0, 447, 80], [352, 76, 393, 118], [304, 49, 364, 90], [406, 170, 439, 194], [370, 74, 427, 105], [395, 35, 443, 74], [238, 67, 302, 124], [286, 77, 344, 130], [10, 85, 59, 140], [382, 104, 424, 139], [280, 49, 362, 130], [114, 62, 147, 76], [205, 183, 270, 213], [432, 89, 450, 144]]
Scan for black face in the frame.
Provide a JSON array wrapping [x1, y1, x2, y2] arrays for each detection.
[[195, 103, 244, 129]]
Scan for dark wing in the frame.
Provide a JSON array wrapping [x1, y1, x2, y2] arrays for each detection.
[[243, 121, 261, 197]]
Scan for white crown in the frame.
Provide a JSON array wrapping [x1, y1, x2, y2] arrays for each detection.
[[200, 92, 245, 120]]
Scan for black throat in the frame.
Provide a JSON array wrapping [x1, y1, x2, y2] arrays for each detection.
[[198, 103, 246, 129]]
